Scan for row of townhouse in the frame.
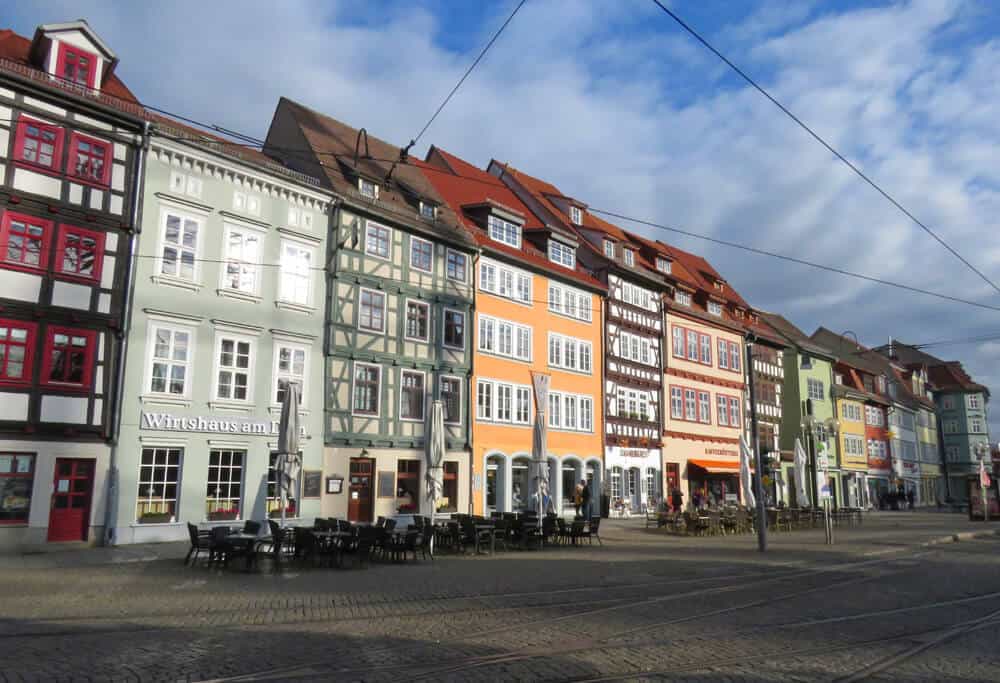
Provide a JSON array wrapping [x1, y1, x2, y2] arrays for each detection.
[[1, 20, 993, 548]]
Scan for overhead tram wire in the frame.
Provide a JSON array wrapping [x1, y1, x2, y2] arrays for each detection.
[[648, 0, 1000, 298]]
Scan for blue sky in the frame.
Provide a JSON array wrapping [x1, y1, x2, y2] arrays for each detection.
[[9, 1, 1000, 432]]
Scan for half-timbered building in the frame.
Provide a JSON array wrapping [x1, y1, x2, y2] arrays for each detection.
[[0, 22, 144, 546]]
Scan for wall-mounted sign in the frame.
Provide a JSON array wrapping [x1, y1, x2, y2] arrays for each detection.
[[705, 447, 738, 458], [302, 470, 322, 499], [326, 477, 344, 494], [140, 412, 308, 437]]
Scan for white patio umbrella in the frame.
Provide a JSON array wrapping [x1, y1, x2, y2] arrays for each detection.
[[739, 434, 756, 510], [530, 372, 550, 519], [275, 380, 301, 528], [793, 437, 810, 508], [425, 399, 446, 526]]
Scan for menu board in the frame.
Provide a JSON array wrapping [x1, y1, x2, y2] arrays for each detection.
[[302, 470, 322, 499]]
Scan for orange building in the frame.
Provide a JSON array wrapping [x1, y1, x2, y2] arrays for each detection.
[[419, 149, 606, 515]]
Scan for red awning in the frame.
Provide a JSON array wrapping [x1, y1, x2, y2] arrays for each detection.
[[688, 458, 740, 474]]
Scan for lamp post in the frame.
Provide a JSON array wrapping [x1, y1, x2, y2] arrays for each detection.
[[800, 401, 839, 544], [974, 441, 990, 522]]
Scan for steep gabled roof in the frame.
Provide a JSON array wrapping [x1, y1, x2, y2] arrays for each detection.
[[928, 362, 989, 396], [757, 313, 832, 358]]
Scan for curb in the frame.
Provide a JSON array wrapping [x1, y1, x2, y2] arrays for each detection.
[[923, 528, 1000, 546]]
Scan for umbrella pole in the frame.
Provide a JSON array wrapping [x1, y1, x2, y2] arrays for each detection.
[[280, 454, 286, 529]]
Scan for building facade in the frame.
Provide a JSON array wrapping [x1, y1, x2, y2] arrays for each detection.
[[112, 116, 333, 544], [745, 318, 787, 505], [0, 22, 144, 546], [265, 100, 477, 524]]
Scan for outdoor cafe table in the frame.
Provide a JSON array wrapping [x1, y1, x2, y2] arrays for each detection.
[[225, 532, 260, 571], [311, 529, 352, 567], [475, 522, 496, 554]]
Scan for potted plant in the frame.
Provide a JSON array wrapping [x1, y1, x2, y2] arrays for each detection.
[[207, 507, 239, 521], [139, 512, 172, 524], [268, 500, 296, 518]]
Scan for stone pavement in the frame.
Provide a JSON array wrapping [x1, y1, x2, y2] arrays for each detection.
[[0, 512, 998, 682]]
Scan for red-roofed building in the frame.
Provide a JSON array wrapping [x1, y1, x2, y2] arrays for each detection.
[[419, 148, 605, 516], [0, 21, 146, 547]]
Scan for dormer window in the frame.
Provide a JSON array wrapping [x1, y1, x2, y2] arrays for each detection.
[[56, 44, 97, 88], [603, 240, 614, 258], [674, 291, 691, 306], [714, 280, 724, 291], [487, 214, 520, 249], [656, 257, 671, 274], [549, 240, 575, 268], [419, 202, 436, 220], [624, 249, 635, 267], [569, 206, 582, 225], [708, 301, 722, 316], [359, 178, 378, 199]]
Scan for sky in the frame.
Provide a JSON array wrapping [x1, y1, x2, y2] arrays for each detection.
[[9, 0, 1000, 435]]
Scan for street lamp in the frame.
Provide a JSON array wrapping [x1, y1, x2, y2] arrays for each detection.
[[800, 406, 839, 543], [973, 441, 990, 522]]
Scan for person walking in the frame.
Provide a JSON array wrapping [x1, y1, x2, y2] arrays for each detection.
[[671, 487, 683, 514], [573, 482, 583, 517], [580, 479, 592, 520]]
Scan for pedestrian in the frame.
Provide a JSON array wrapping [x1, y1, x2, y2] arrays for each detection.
[[573, 482, 583, 517], [580, 479, 592, 520], [671, 487, 683, 513], [692, 490, 702, 511], [906, 488, 915, 510]]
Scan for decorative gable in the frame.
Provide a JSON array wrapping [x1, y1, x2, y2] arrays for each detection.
[[29, 21, 118, 93]]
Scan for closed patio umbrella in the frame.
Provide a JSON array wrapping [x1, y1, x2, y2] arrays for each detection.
[[530, 372, 550, 519], [426, 400, 445, 523], [275, 380, 301, 527], [740, 434, 755, 509], [793, 437, 810, 508]]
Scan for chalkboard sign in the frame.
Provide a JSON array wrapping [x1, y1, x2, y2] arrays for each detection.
[[302, 470, 322, 499], [377, 471, 396, 498]]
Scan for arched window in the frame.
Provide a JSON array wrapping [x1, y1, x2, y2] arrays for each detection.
[[511, 456, 530, 511], [486, 455, 505, 512]]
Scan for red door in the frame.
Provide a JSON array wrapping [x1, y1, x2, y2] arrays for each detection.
[[347, 458, 374, 523], [47, 458, 95, 542]]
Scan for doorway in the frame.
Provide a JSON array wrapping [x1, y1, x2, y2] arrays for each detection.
[[47, 458, 94, 542], [348, 458, 374, 523]]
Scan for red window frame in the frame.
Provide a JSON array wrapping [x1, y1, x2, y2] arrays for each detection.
[[716, 393, 741, 428], [0, 211, 53, 274], [12, 116, 65, 173], [55, 43, 97, 89], [698, 333, 712, 365], [0, 319, 37, 387], [54, 224, 104, 283], [669, 383, 712, 424], [41, 326, 97, 392], [728, 341, 742, 373], [671, 324, 713, 366], [67, 132, 112, 187]]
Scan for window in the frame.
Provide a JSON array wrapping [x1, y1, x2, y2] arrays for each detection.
[[0, 453, 34, 523], [549, 334, 592, 373], [621, 282, 653, 310], [942, 396, 955, 410], [843, 435, 865, 458], [279, 241, 312, 305], [549, 240, 575, 268], [488, 214, 520, 248], [480, 259, 532, 305], [604, 240, 615, 258], [148, 325, 191, 396], [420, 202, 437, 220], [656, 257, 671, 274], [548, 283, 591, 321], [405, 300, 430, 342], [206, 450, 244, 520], [441, 376, 461, 424], [807, 378, 825, 401], [215, 336, 252, 401], [136, 447, 181, 523], [670, 387, 683, 419], [729, 397, 741, 427], [549, 392, 561, 427], [708, 301, 722, 316], [674, 291, 691, 306], [945, 445, 960, 462], [842, 403, 862, 421], [400, 370, 425, 421], [56, 44, 97, 88], [359, 178, 378, 199], [54, 225, 104, 282], [358, 289, 386, 333], [569, 206, 582, 224], [478, 315, 531, 361], [410, 237, 433, 273], [698, 391, 711, 424], [441, 461, 458, 512], [221, 226, 261, 294], [14, 116, 63, 171], [865, 406, 884, 427], [365, 222, 391, 259], [516, 386, 531, 424], [68, 133, 111, 186], [352, 363, 380, 416], [159, 212, 200, 281], [477, 381, 493, 421], [0, 320, 35, 387], [699, 334, 711, 365], [549, 391, 594, 432], [717, 395, 729, 426], [42, 327, 95, 390], [971, 419, 984, 433], [267, 452, 300, 517], [443, 309, 465, 349], [686, 330, 698, 362], [968, 394, 981, 410], [273, 344, 307, 405], [477, 379, 530, 425], [685, 389, 696, 421], [624, 249, 635, 267], [396, 460, 420, 512], [0, 212, 51, 272], [672, 327, 684, 358], [729, 342, 741, 372], [446, 250, 467, 282]]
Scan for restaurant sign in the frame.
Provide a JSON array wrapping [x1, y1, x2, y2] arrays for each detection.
[[140, 412, 307, 437]]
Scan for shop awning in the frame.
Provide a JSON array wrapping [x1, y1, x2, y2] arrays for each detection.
[[688, 459, 740, 474]]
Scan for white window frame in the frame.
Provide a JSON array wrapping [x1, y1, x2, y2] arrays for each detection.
[[156, 207, 203, 285], [410, 236, 434, 274], [708, 301, 722, 316], [624, 249, 635, 267], [351, 362, 382, 417], [211, 332, 256, 403], [971, 418, 984, 433], [445, 249, 468, 283], [569, 206, 582, 225], [145, 322, 195, 398], [419, 201, 436, 220], [278, 239, 314, 307], [603, 240, 615, 258], [548, 333, 592, 374], [477, 314, 531, 362], [135, 446, 183, 523], [441, 375, 462, 425], [358, 287, 387, 334], [656, 257, 671, 274], [404, 299, 431, 343], [476, 378, 530, 425], [548, 240, 575, 268], [675, 291, 691, 306], [479, 258, 531, 305], [443, 308, 466, 350], [219, 222, 264, 297], [549, 390, 594, 432], [364, 221, 391, 260], [807, 378, 825, 401], [487, 213, 521, 248], [399, 369, 426, 422], [548, 282, 592, 322], [271, 341, 309, 408], [968, 394, 981, 410], [942, 396, 954, 410], [359, 177, 379, 199]]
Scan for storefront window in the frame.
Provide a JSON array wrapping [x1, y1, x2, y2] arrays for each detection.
[[0, 453, 34, 523], [136, 447, 181, 523], [396, 459, 420, 513], [511, 458, 530, 511], [486, 457, 501, 511], [440, 461, 458, 513], [562, 464, 577, 507], [206, 449, 244, 521], [267, 452, 299, 518]]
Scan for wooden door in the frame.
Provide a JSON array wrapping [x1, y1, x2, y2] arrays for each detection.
[[48, 458, 95, 542], [347, 458, 373, 523], [664, 463, 680, 495]]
